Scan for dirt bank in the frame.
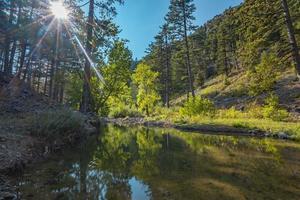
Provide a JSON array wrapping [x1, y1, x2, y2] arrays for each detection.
[[0, 113, 99, 199], [0, 74, 99, 199]]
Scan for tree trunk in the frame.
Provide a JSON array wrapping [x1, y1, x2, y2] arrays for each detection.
[[44, 61, 49, 95], [17, 41, 27, 78], [59, 70, 65, 103], [8, 3, 22, 75], [164, 33, 170, 108], [182, 0, 195, 98], [81, 0, 94, 113], [22, 48, 33, 81], [49, 58, 55, 99], [281, 0, 300, 78], [3, 0, 15, 75], [0, 51, 3, 71], [37, 70, 41, 93], [8, 41, 17, 73]]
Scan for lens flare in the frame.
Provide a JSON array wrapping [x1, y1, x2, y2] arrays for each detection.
[[50, 1, 69, 19]]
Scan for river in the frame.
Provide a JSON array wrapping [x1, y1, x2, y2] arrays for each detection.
[[15, 124, 300, 199]]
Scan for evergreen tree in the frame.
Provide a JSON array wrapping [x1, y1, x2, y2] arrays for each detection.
[[166, 0, 197, 98]]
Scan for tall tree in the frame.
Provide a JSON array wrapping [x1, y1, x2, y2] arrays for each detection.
[[80, 0, 94, 113], [80, 0, 123, 113], [161, 24, 171, 108], [166, 0, 197, 98], [3, 0, 15, 75]]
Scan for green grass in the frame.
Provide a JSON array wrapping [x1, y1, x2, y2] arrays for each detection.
[[147, 107, 300, 141], [164, 69, 300, 140], [188, 116, 300, 139]]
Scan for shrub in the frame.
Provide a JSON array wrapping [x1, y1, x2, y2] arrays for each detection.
[[151, 106, 179, 121], [217, 107, 245, 119], [108, 105, 142, 118], [247, 52, 280, 96], [262, 94, 289, 121], [246, 104, 264, 119], [179, 96, 215, 117], [31, 109, 86, 139]]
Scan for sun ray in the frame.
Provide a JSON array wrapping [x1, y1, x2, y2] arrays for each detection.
[[66, 21, 104, 82], [26, 18, 56, 64], [62, 21, 84, 64], [8, 14, 53, 35]]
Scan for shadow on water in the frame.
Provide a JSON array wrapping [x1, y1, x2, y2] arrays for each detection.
[[16, 124, 300, 200]]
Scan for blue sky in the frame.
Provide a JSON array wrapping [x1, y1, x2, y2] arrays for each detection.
[[114, 0, 243, 59]]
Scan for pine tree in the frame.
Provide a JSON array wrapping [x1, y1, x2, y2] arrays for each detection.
[[80, 0, 124, 113], [166, 0, 197, 98], [80, 0, 94, 113]]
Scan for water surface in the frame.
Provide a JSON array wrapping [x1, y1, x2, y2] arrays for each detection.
[[17, 125, 300, 200]]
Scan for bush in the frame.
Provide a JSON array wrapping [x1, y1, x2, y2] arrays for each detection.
[[248, 52, 280, 96], [217, 107, 245, 119], [109, 105, 142, 118], [262, 94, 289, 121], [179, 96, 215, 117], [31, 109, 86, 139], [246, 104, 264, 119]]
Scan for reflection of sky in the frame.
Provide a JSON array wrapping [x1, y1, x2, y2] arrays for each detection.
[[130, 177, 150, 200], [69, 163, 150, 200]]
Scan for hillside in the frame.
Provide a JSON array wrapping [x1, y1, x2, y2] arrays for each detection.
[[171, 70, 300, 118], [144, 0, 300, 109]]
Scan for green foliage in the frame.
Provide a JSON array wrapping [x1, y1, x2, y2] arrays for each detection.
[[65, 72, 83, 109], [109, 105, 142, 118], [132, 63, 161, 116], [144, 0, 300, 99], [107, 87, 142, 118], [217, 107, 245, 119], [179, 96, 215, 117], [30, 109, 85, 139], [247, 52, 280, 96], [262, 94, 289, 121], [91, 41, 133, 115]]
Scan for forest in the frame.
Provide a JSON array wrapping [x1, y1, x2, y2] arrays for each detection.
[[0, 0, 300, 199]]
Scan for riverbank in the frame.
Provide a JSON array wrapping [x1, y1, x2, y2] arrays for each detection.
[[0, 75, 100, 198], [0, 112, 99, 199], [101, 117, 298, 140]]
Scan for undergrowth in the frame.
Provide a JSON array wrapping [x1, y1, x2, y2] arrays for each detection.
[[30, 109, 86, 140]]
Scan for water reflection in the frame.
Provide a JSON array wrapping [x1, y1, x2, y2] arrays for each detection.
[[17, 125, 300, 200]]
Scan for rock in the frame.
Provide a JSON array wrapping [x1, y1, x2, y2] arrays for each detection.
[[0, 192, 17, 200], [0, 176, 17, 200], [264, 133, 271, 137], [83, 124, 97, 135], [277, 132, 289, 139]]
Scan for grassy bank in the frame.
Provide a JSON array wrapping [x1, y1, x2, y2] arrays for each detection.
[[143, 106, 300, 140], [0, 108, 97, 174]]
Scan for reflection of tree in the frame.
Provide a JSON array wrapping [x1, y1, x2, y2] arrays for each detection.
[[19, 125, 298, 200], [92, 126, 135, 175], [90, 125, 136, 199], [105, 179, 132, 200], [132, 128, 163, 179]]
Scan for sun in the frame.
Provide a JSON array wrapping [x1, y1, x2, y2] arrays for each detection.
[[50, 1, 69, 20]]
